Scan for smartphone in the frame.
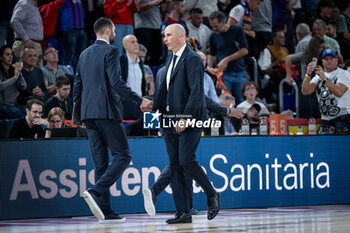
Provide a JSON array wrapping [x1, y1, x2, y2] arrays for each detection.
[[311, 57, 318, 71]]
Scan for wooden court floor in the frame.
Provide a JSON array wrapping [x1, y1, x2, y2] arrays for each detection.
[[1, 205, 350, 232]]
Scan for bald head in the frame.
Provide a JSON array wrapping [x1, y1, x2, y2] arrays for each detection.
[[122, 34, 139, 55], [164, 24, 186, 53]]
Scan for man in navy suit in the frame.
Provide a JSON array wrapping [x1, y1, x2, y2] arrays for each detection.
[[73, 17, 152, 223], [153, 24, 221, 224]]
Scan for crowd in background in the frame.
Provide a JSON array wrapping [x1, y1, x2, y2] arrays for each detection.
[[1, 0, 350, 139]]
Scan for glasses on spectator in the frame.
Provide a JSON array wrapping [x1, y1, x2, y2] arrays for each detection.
[[245, 87, 256, 91], [31, 110, 43, 115], [25, 54, 38, 58], [45, 50, 59, 55]]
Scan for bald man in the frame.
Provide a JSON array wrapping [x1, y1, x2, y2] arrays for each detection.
[[120, 34, 147, 120], [152, 24, 220, 224]]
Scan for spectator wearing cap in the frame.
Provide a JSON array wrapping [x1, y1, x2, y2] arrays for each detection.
[[302, 48, 350, 134], [10, 0, 43, 66], [237, 81, 270, 116]]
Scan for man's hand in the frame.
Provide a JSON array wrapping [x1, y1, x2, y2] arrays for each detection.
[[217, 58, 228, 72], [315, 65, 326, 80], [32, 118, 49, 127], [228, 108, 244, 119], [285, 74, 294, 85], [32, 86, 43, 97], [140, 98, 153, 112], [175, 119, 186, 133], [14, 62, 22, 78]]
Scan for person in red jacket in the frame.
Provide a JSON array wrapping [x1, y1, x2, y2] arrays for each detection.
[[104, 0, 140, 56]]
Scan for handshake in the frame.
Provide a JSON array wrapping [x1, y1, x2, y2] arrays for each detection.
[[140, 98, 153, 112]]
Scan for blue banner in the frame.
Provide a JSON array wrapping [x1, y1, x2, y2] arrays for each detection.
[[1, 136, 350, 220]]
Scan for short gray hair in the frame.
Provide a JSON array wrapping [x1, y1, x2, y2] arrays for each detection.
[[313, 18, 326, 27], [138, 44, 147, 53], [20, 46, 35, 57], [219, 94, 235, 106], [296, 23, 310, 36]]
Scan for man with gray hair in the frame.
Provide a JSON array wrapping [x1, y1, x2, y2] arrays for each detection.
[[312, 18, 341, 54], [285, 23, 312, 84]]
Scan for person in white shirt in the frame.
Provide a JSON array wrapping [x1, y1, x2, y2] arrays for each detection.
[[302, 48, 350, 134], [237, 81, 270, 116], [186, 8, 212, 53]]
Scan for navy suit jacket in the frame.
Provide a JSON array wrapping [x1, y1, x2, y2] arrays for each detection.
[[73, 40, 143, 121], [155, 65, 227, 117], [153, 46, 207, 121]]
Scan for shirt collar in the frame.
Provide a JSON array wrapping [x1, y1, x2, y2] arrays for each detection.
[[96, 38, 109, 44], [127, 53, 140, 64], [173, 43, 187, 59]]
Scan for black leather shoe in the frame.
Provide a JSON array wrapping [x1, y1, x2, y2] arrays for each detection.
[[207, 192, 220, 220], [190, 208, 205, 217], [166, 212, 192, 224], [82, 189, 105, 221]]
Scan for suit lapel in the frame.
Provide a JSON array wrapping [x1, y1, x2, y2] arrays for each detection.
[[170, 46, 188, 81]]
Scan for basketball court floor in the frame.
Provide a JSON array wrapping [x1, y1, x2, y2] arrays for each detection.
[[1, 205, 350, 232]]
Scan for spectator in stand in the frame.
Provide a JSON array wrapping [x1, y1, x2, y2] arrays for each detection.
[[302, 48, 350, 134], [38, 0, 66, 45], [10, 0, 43, 66], [300, 35, 325, 118], [0, 45, 26, 119], [272, 0, 298, 54], [42, 47, 71, 97], [268, 30, 289, 66], [184, 0, 219, 27], [312, 19, 341, 54], [134, 0, 164, 66], [251, 0, 273, 59], [313, 0, 335, 24], [301, 0, 318, 26], [186, 8, 212, 53], [227, 0, 263, 58], [160, 0, 188, 59], [337, 2, 350, 59], [44, 75, 73, 119], [217, 94, 240, 135], [137, 44, 155, 96], [104, 0, 138, 56], [237, 81, 269, 115], [207, 11, 249, 104], [0, 0, 18, 47], [58, 0, 87, 67], [197, 51, 218, 103], [8, 99, 49, 139], [326, 21, 350, 62], [120, 35, 146, 120], [45, 106, 65, 138], [17, 47, 47, 105], [285, 23, 312, 84]]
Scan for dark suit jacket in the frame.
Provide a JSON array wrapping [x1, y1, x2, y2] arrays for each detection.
[[73, 40, 143, 121], [119, 53, 147, 97], [153, 46, 207, 122]]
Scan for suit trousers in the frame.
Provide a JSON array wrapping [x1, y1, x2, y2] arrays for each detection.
[[163, 129, 216, 212], [84, 119, 131, 214], [151, 164, 194, 209]]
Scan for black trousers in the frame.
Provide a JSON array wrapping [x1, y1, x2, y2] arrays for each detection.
[[163, 129, 216, 212], [84, 119, 131, 214]]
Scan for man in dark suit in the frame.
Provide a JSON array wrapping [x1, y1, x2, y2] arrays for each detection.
[[73, 17, 152, 223], [152, 24, 221, 224]]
